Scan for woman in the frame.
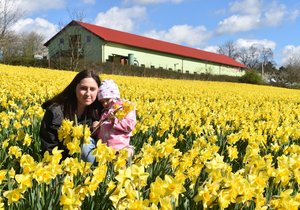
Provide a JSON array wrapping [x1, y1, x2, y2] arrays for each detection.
[[39, 70, 102, 160]]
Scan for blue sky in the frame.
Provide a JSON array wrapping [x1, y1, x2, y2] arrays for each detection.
[[11, 0, 300, 67]]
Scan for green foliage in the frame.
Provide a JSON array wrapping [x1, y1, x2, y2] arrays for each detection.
[[239, 70, 264, 84], [1, 56, 48, 68]]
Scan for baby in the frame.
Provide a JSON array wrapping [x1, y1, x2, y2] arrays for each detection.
[[92, 79, 136, 157]]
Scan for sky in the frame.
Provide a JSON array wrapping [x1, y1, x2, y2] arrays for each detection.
[[11, 0, 300, 67]]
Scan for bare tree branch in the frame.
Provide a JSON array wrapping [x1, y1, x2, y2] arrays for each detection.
[[0, 0, 23, 41], [217, 40, 239, 60]]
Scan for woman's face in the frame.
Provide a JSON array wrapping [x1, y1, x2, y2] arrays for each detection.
[[76, 77, 99, 108]]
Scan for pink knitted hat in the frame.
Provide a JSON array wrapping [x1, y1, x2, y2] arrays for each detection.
[[98, 79, 120, 100]]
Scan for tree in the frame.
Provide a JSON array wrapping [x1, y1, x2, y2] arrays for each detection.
[[260, 61, 276, 74], [284, 54, 300, 67], [21, 31, 46, 59], [259, 47, 274, 76], [0, 0, 23, 41], [257, 61, 279, 83], [2, 31, 47, 66], [3, 31, 45, 60], [0, 0, 23, 63], [217, 40, 239, 60], [1, 31, 21, 62], [235, 45, 274, 72], [52, 8, 88, 70], [218, 40, 275, 73], [260, 47, 273, 65], [283, 63, 300, 84], [237, 46, 259, 69]]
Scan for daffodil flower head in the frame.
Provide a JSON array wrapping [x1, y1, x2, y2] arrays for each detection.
[[113, 100, 135, 120]]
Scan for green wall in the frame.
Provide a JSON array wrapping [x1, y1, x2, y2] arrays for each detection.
[[103, 43, 244, 76]]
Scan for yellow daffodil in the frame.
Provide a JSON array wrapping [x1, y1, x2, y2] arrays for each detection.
[[58, 119, 73, 142], [3, 189, 23, 205], [8, 146, 22, 159], [164, 175, 186, 200], [60, 188, 81, 209], [15, 174, 32, 192], [0, 197, 4, 210], [0, 170, 7, 184], [149, 177, 166, 204], [66, 138, 81, 155], [113, 100, 135, 120], [20, 154, 36, 173], [227, 145, 238, 160], [130, 164, 149, 187], [159, 196, 173, 210]]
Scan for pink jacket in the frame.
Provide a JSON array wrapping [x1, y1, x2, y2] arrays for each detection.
[[95, 99, 136, 155]]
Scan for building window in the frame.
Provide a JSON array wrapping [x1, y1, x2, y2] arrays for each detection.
[[86, 35, 91, 43]]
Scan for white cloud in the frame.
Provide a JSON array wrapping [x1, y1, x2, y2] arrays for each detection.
[[202, 45, 219, 53], [235, 38, 276, 50], [11, 18, 58, 41], [263, 2, 286, 26], [216, 15, 260, 34], [15, 0, 66, 14], [216, 0, 262, 34], [229, 0, 262, 15], [82, 0, 96, 4], [281, 45, 300, 65], [123, 0, 183, 5], [289, 9, 300, 21], [216, 0, 299, 34], [143, 24, 211, 47], [94, 6, 147, 32]]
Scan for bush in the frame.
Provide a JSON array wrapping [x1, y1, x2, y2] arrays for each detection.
[[3, 56, 48, 68], [239, 70, 264, 84]]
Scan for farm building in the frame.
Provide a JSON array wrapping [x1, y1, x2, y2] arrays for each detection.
[[45, 20, 246, 76]]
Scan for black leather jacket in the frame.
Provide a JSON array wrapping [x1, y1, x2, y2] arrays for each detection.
[[39, 104, 93, 159]]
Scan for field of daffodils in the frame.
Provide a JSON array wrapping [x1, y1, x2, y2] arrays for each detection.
[[0, 64, 300, 210]]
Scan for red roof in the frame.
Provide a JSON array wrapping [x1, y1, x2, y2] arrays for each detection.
[[46, 20, 246, 69]]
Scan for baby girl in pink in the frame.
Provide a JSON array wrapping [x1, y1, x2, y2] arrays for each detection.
[[93, 79, 136, 156]]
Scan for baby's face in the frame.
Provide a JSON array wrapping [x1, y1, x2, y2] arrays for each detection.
[[100, 98, 113, 108]]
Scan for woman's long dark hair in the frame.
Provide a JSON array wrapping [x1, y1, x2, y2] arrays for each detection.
[[42, 70, 102, 121]]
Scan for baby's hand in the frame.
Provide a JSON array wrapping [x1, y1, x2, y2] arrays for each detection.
[[92, 121, 99, 130], [107, 111, 115, 123]]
